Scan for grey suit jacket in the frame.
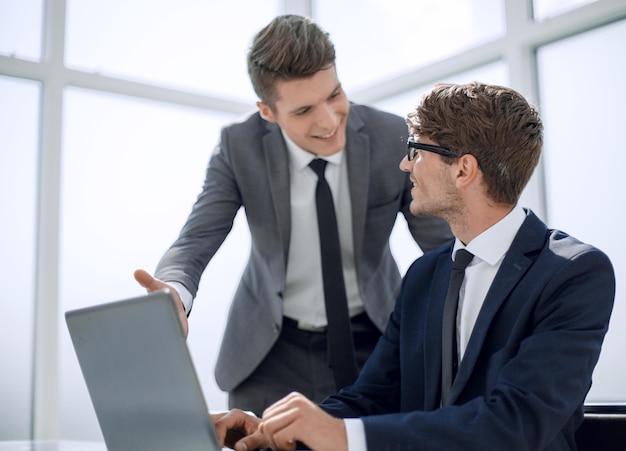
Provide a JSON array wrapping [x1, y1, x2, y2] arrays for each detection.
[[155, 103, 453, 391]]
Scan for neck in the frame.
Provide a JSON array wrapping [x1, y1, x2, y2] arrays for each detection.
[[449, 201, 514, 246]]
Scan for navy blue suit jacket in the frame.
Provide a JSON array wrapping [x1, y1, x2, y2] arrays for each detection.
[[320, 210, 615, 450]]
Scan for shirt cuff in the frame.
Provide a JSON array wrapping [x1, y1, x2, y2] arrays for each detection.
[[165, 281, 193, 314], [344, 418, 367, 451]]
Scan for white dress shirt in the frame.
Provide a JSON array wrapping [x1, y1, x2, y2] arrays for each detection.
[[345, 206, 526, 450], [169, 131, 365, 326], [281, 132, 365, 327], [455, 205, 526, 360]]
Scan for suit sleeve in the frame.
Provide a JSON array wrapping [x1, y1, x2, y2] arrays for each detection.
[[154, 126, 242, 297], [321, 246, 615, 451]]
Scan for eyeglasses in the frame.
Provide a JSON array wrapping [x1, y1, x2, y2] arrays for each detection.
[[406, 137, 458, 161]]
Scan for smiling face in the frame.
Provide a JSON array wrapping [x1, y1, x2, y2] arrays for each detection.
[[399, 136, 461, 220], [256, 66, 350, 157]]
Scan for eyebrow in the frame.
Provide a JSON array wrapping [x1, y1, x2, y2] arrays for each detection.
[[329, 83, 342, 97], [287, 83, 343, 116]]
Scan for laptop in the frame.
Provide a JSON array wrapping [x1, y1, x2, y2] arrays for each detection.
[[65, 290, 222, 451]]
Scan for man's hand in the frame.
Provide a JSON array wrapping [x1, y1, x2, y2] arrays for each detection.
[[212, 409, 266, 450], [134, 269, 189, 338], [259, 392, 347, 451]]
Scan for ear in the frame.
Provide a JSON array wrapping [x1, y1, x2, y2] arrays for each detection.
[[257, 101, 277, 123], [454, 153, 480, 188]]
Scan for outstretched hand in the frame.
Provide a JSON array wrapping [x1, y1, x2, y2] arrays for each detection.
[[134, 269, 189, 338]]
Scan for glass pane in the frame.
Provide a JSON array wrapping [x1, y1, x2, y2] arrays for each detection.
[[0, 0, 44, 60], [533, 0, 597, 21], [537, 19, 626, 403], [0, 75, 39, 439], [315, 0, 505, 93], [59, 88, 243, 440], [373, 61, 508, 120], [373, 61, 509, 275], [65, 0, 281, 102]]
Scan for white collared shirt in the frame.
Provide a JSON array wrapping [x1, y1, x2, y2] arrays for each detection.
[[281, 132, 364, 327], [170, 131, 365, 323], [455, 205, 526, 360]]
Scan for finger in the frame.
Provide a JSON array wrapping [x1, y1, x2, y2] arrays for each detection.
[[260, 393, 304, 439], [261, 419, 301, 451], [134, 269, 188, 336], [133, 269, 165, 292], [134, 269, 183, 306], [234, 429, 268, 451], [259, 408, 296, 433], [262, 391, 303, 418], [210, 411, 228, 422], [214, 409, 261, 448], [259, 407, 302, 451], [213, 414, 236, 447]]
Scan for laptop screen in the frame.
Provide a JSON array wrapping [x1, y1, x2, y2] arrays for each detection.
[[65, 290, 221, 451]]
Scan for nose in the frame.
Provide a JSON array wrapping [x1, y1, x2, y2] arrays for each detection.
[[399, 155, 411, 172], [316, 103, 338, 130]]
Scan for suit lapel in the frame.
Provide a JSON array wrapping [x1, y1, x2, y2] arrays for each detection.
[[450, 211, 547, 401], [263, 123, 291, 261], [345, 108, 369, 264]]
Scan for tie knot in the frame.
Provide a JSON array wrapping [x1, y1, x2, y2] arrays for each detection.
[[453, 248, 474, 271], [309, 158, 328, 178]]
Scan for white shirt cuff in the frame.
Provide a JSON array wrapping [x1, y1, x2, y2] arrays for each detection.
[[165, 281, 193, 314], [344, 418, 367, 451]]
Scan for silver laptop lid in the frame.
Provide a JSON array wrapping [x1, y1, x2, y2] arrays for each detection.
[[65, 290, 220, 451]]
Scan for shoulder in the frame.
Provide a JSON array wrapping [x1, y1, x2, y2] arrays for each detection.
[[403, 244, 452, 285], [515, 210, 611, 267], [349, 103, 406, 130], [222, 110, 268, 136], [216, 110, 282, 159], [347, 103, 409, 159], [543, 228, 614, 276], [515, 212, 615, 299]]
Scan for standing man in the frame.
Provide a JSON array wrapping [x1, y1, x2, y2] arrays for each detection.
[[134, 14, 452, 415], [213, 82, 615, 451]]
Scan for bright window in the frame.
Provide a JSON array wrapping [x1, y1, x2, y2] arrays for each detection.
[[316, 0, 505, 92], [537, 18, 626, 402], [59, 88, 238, 438], [65, 0, 281, 101], [0, 0, 44, 60], [0, 75, 39, 439], [533, 0, 597, 21]]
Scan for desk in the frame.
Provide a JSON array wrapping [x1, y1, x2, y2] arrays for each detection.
[[576, 404, 626, 451], [0, 442, 234, 451], [0, 442, 106, 451]]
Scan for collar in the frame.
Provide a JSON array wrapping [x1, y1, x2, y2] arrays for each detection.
[[453, 205, 526, 266], [282, 130, 345, 171]]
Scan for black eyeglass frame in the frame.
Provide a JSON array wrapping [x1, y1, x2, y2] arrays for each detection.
[[406, 137, 458, 160]]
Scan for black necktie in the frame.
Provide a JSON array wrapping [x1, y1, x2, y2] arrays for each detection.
[[441, 248, 474, 406], [309, 158, 358, 389]]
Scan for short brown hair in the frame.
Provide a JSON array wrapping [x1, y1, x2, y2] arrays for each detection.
[[247, 15, 336, 108], [407, 82, 543, 206]]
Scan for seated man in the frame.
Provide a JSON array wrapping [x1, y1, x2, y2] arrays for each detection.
[[212, 82, 616, 451]]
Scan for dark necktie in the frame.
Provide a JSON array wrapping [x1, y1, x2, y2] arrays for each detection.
[[441, 248, 474, 406], [309, 158, 358, 389]]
